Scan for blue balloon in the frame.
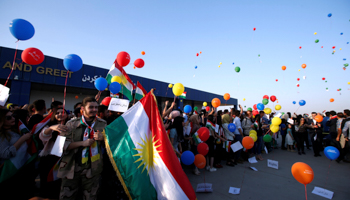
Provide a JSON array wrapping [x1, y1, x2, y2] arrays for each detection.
[[232, 62, 234, 65], [348, 42, 349, 44], [257, 103, 264, 110], [343, 58, 346, 61], [328, 13, 332, 17], [195, 66, 197, 69], [340, 33, 343, 35], [293, 101, 296, 104], [181, 150, 195, 165], [9, 19, 35, 41], [324, 146, 340, 160], [228, 123, 236, 132], [63, 54, 83, 72], [94, 77, 108, 91], [184, 105, 192, 113], [299, 100, 306, 106], [109, 82, 121, 94]]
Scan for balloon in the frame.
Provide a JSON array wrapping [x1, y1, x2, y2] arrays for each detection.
[[101, 97, 112, 106], [232, 62, 234, 65], [141, 51, 145, 55], [168, 84, 173, 88], [243, 98, 246, 101], [340, 48, 342, 50], [235, 67, 240, 72], [63, 54, 83, 72], [291, 162, 314, 185], [315, 39, 319, 43], [228, 123, 236, 132], [262, 99, 269, 105], [117, 51, 130, 67], [322, 77, 326, 81], [348, 82, 350, 85], [330, 98, 334, 102], [315, 114, 323, 123], [257, 103, 265, 110], [197, 127, 210, 142], [299, 100, 306, 106], [219, 62, 222, 65], [109, 82, 121, 94], [9, 19, 35, 41], [344, 58, 346, 61], [249, 130, 257, 135], [197, 143, 209, 156], [242, 136, 254, 149], [299, 46, 302, 49], [270, 125, 279, 133], [296, 84, 300, 87], [264, 108, 272, 114], [247, 107, 252, 111], [134, 58, 145, 68], [332, 46, 335, 49], [270, 95, 276, 102], [263, 134, 272, 142], [75, 95, 79, 99], [206, 106, 210, 111], [253, 104, 257, 110], [324, 146, 340, 160], [111, 76, 121, 84], [293, 101, 296, 104], [223, 93, 230, 100], [263, 95, 269, 99], [314, 32, 317, 35], [181, 151, 195, 165], [94, 77, 108, 91], [196, 53, 199, 56], [344, 63, 349, 67], [272, 117, 282, 126], [281, 66, 286, 70], [203, 102, 207, 106], [252, 110, 259, 116], [253, 27, 256, 31], [195, 66, 197, 69], [200, 51, 202, 54], [21, 47, 45, 66], [172, 83, 185, 96], [218, 65, 221, 68], [194, 154, 206, 169], [258, 54, 260, 57], [276, 79, 278, 82], [184, 105, 192, 113], [249, 134, 257, 142], [211, 98, 221, 108], [297, 78, 300, 81], [275, 105, 281, 110], [301, 64, 306, 69], [328, 13, 332, 17], [194, 106, 198, 111], [321, 46, 323, 48]]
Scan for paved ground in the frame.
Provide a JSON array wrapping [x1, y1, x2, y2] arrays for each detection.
[[185, 138, 350, 200]]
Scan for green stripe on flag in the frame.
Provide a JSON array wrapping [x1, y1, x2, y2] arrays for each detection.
[[104, 116, 157, 200], [121, 84, 133, 101], [106, 74, 113, 85], [135, 93, 143, 100]]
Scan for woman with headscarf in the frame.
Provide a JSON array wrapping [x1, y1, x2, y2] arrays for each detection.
[[214, 112, 227, 168], [221, 113, 235, 166]]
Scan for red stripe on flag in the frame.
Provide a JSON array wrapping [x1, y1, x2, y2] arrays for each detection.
[[140, 91, 196, 200], [113, 61, 136, 89], [137, 81, 147, 95]]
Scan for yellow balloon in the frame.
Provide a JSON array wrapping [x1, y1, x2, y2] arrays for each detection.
[[120, 76, 128, 85], [249, 130, 257, 135], [264, 108, 272, 114], [218, 65, 221, 68], [111, 76, 122, 83], [298, 69, 300, 71], [172, 83, 184, 96], [168, 84, 173, 88], [333, 50, 336, 53], [348, 82, 350, 85], [271, 117, 282, 126], [275, 105, 281, 110], [219, 62, 222, 65], [203, 102, 207, 106], [340, 48, 342, 50], [314, 32, 317, 35], [249, 134, 257, 142], [270, 125, 279, 133], [243, 98, 246, 101]]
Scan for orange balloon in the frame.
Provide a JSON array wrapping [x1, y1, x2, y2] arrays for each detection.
[[330, 98, 334, 102], [194, 154, 206, 169], [75, 95, 79, 99], [141, 51, 145, 55], [291, 162, 314, 185], [242, 136, 254, 149], [133, 66, 136, 69], [211, 98, 221, 108], [281, 66, 286, 70], [301, 64, 306, 69], [223, 93, 230, 100], [315, 114, 323, 123]]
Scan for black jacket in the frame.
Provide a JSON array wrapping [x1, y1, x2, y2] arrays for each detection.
[[326, 118, 338, 139]]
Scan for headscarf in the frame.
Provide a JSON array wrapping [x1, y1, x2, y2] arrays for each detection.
[[189, 114, 199, 125], [222, 114, 230, 124]]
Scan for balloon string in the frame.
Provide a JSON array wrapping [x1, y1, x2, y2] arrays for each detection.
[[295, 106, 301, 114], [165, 87, 169, 97], [3, 41, 19, 87], [61, 71, 69, 125], [304, 185, 308, 200], [324, 160, 331, 187]]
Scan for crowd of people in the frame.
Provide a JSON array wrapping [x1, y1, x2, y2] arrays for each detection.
[[0, 97, 349, 199]]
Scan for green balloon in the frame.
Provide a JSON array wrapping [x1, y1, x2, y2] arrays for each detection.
[[194, 106, 198, 111], [235, 67, 241, 73], [258, 54, 260, 57], [326, 88, 328, 90], [315, 39, 319, 43], [244, 106, 246, 108], [247, 107, 252, 111], [325, 81, 327, 83], [339, 88, 342, 91], [262, 98, 269, 105], [281, 112, 285, 115], [344, 63, 349, 67], [263, 134, 272, 143]]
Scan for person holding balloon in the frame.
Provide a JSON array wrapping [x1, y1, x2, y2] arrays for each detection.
[[205, 115, 219, 172], [169, 116, 185, 158], [295, 118, 314, 155], [233, 110, 244, 164], [221, 113, 235, 166]]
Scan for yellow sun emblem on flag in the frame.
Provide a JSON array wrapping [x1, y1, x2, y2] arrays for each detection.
[[133, 133, 161, 174]]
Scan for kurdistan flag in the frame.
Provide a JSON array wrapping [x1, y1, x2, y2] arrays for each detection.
[[106, 61, 136, 101], [179, 92, 186, 99], [135, 81, 147, 100], [104, 90, 196, 200]]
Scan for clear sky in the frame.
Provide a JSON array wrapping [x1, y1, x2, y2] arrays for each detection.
[[0, 0, 349, 114]]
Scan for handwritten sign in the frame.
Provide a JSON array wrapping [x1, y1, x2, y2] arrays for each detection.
[[312, 187, 333, 199], [267, 159, 278, 169], [196, 183, 213, 193], [229, 187, 240, 195], [108, 98, 129, 113], [0, 84, 10, 106], [248, 156, 258, 163], [287, 118, 294, 125], [50, 136, 66, 157], [230, 141, 243, 152]]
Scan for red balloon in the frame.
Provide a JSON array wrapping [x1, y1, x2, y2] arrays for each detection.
[[322, 77, 325, 80], [276, 79, 278, 82], [270, 95, 276, 102], [197, 143, 209, 156], [299, 46, 302, 49], [297, 78, 300, 81], [197, 127, 210, 142], [21, 47, 44, 65], [297, 84, 300, 87], [134, 58, 144, 68], [263, 95, 269, 99], [332, 46, 335, 49], [253, 104, 257, 110], [253, 27, 256, 31], [196, 53, 199, 56], [321, 46, 323, 48], [117, 51, 130, 67], [252, 110, 259, 116], [101, 97, 111, 106], [206, 106, 210, 111]]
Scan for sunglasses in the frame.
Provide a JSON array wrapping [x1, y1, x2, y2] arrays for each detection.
[[5, 115, 14, 120]]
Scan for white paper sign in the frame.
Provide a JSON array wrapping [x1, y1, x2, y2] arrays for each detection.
[[185, 126, 191, 136], [288, 118, 294, 125], [267, 159, 278, 169], [264, 146, 268, 154], [312, 187, 334, 199], [230, 141, 243, 152], [196, 183, 213, 193], [248, 156, 258, 163], [108, 98, 129, 113], [0, 84, 10, 106], [229, 187, 240, 195], [275, 112, 282, 118], [50, 135, 66, 157], [250, 166, 258, 171], [214, 124, 219, 133]]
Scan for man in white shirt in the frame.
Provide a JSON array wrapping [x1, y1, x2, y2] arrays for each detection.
[[233, 110, 244, 164]]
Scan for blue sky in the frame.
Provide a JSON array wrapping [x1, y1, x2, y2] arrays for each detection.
[[0, 0, 349, 114]]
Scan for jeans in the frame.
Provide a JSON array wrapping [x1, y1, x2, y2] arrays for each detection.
[[254, 136, 263, 155], [234, 135, 243, 161], [281, 134, 286, 148]]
